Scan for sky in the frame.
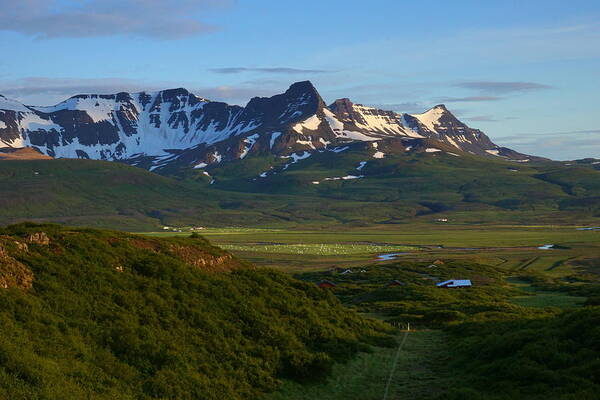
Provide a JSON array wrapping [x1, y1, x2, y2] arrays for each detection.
[[0, 0, 599, 160]]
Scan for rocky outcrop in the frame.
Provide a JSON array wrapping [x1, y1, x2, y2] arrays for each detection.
[[0, 244, 34, 290], [128, 236, 243, 272], [0, 147, 53, 160], [167, 244, 240, 272], [27, 232, 50, 245]]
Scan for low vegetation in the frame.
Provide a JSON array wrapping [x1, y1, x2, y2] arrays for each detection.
[[286, 256, 600, 399], [2, 152, 600, 230], [0, 224, 392, 400]]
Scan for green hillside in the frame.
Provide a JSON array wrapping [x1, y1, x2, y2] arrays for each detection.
[[1, 150, 600, 230], [0, 223, 391, 399], [201, 149, 600, 224], [0, 159, 297, 230]]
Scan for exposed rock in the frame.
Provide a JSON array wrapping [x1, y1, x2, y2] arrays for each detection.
[[14, 241, 29, 253], [129, 237, 242, 272], [167, 244, 241, 272], [27, 232, 50, 245], [0, 147, 53, 160], [0, 246, 34, 289]]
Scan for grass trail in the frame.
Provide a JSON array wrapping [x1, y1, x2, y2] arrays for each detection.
[[263, 330, 453, 400]]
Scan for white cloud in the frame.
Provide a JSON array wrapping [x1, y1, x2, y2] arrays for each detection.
[[497, 130, 600, 160], [0, 0, 227, 39], [0, 76, 284, 106]]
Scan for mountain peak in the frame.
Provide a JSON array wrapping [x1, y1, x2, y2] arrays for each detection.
[[283, 81, 323, 104], [287, 80, 317, 92], [329, 98, 354, 109], [0, 80, 533, 167]]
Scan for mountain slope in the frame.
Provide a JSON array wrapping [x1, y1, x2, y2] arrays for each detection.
[[0, 158, 302, 230], [1, 150, 598, 230], [0, 82, 534, 174]]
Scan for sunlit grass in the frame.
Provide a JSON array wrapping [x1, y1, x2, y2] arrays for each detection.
[[219, 243, 419, 256]]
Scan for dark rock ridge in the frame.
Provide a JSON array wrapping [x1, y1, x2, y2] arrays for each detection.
[[0, 81, 534, 171]]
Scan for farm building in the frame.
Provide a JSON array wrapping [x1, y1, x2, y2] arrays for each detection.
[[386, 280, 405, 287], [436, 279, 472, 288], [317, 280, 336, 289], [340, 269, 353, 275]]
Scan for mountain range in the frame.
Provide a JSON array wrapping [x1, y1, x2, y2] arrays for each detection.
[[2, 80, 600, 230], [0, 81, 535, 172]]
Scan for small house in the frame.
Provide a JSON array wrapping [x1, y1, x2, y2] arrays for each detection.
[[317, 280, 336, 289], [387, 280, 405, 287], [433, 260, 445, 265], [436, 279, 472, 288], [340, 269, 353, 275]]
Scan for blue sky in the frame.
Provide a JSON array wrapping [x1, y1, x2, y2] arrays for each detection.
[[0, 0, 599, 159]]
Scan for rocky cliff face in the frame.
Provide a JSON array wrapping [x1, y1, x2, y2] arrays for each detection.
[[0, 237, 34, 290], [0, 81, 533, 172]]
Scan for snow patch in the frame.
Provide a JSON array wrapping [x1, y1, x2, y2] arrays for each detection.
[[193, 162, 208, 169], [322, 108, 344, 131], [356, 161, 367, 170], [270, 132, 282, 149], [425, 148, 441, 153], [281, 151, 312, 170], [337, 130, 380, 141], [410, 106, 445, 133], [0, 96, 31, 112], [323, 175, 364, 181], [295, 139, 316, 149], [240, 134, 259, 159], [292, 114, 321, 133], [346, 103, 424, 138], [19, 114, 63, 132], [330, 146, 349, 153]]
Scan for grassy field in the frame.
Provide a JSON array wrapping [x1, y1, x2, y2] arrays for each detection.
[[264, 330, 452, 400], [143, 223, 600, 399], [144, 224, 600, 273], [508, 277, 587, 308]]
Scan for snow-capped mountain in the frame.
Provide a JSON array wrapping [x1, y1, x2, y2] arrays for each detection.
[[0, 81, 532, 171]]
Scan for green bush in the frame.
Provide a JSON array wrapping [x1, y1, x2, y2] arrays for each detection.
[[0, 224, 392, 399]]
